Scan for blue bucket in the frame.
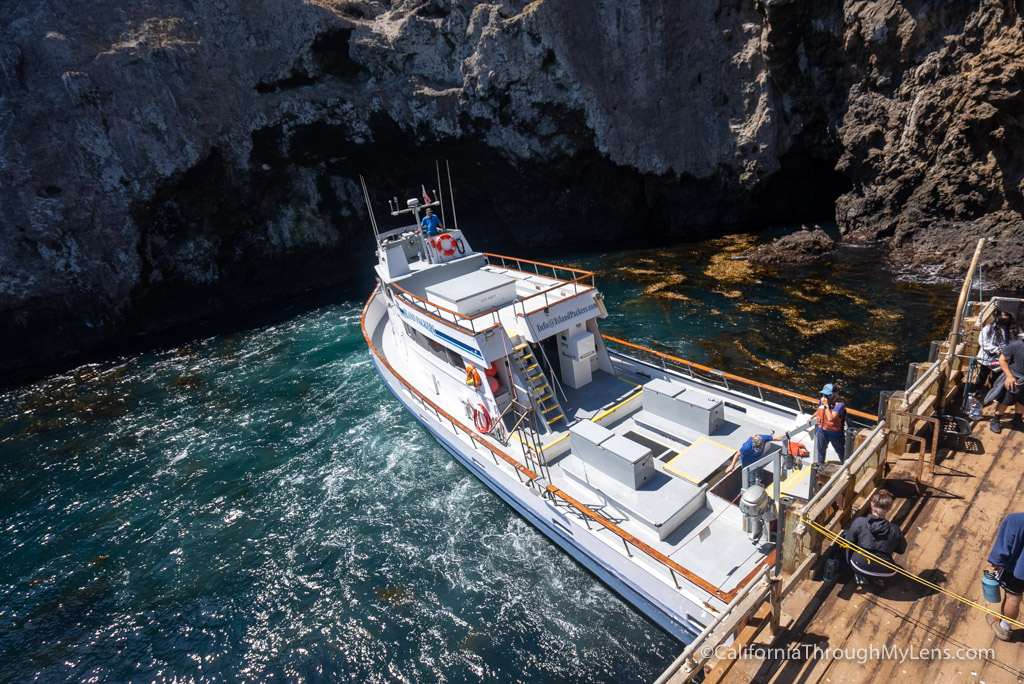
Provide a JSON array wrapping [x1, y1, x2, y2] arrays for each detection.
[[982, 573, 1002, 603]]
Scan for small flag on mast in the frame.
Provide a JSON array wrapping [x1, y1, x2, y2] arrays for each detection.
[[421, 185, 433, 205]]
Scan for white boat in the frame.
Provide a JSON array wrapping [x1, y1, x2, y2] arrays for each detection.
[[360, 188, 871, 642]]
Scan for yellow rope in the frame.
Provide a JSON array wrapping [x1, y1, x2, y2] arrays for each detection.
[[802, 515, 1024, 630]]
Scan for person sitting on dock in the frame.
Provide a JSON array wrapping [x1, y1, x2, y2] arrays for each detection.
[[807, 383, 846, 464], [987, 336, 1024, 433], [986, 512, 1024, 641], [970, 309, 1022, 399], [843, 489, 906, 588], [728, 433, 783, 487], [420, 207, 443, 237]]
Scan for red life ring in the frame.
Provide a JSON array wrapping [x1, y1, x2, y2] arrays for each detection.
[[434, 233, 457, 256], [473, 403, 492, 433]]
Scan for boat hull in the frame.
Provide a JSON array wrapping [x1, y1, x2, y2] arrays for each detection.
[[367, 331, 708, 643]]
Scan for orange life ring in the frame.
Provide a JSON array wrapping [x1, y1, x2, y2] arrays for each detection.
[[465, 366, 482, 388], [473, 403, 493, 433], [434, 233, 457, 256]]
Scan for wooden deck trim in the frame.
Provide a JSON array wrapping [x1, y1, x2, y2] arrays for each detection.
[[602, 334, 878, 422]]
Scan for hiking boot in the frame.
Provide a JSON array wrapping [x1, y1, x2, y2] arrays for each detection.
[[1012, 414, 1024, 430], [988, 615, 1011, 642], [990, 417, 1003, 434], [854, 572, 868, 587]]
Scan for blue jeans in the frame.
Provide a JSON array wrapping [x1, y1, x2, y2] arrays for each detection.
[[746, 467, 762, 488], [815, 429, 845, 464]]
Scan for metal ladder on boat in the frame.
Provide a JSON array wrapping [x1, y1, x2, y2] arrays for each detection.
[[510, 342, 567, 431]]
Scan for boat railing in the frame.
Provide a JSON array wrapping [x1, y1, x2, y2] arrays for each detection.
[[386, 281, 503, 336], [601, 335, 879, 427], [362, 286, 764, 605], [482, 253, 597, 316]]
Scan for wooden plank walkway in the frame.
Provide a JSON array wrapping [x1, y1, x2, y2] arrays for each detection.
[[720, 418, 1024, 683]]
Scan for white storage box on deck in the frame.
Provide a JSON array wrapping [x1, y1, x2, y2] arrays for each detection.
[[561, 331, 596, 361], [424, 270, 517, 317]]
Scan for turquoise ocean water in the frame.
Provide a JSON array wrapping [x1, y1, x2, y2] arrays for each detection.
[[0, 239, 957, 682]]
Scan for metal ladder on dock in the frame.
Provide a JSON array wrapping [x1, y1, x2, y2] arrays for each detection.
[[510, 342, 566, 431]]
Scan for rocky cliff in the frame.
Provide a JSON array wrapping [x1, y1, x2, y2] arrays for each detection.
[[1, 0, 1021, 377]]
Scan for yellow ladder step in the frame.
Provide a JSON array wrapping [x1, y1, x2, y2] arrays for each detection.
[[524, 363, 538, 372], [537, 393, 553, 402], [542, 404, 560, 414], [514, 344, 529, 351], [529, 374, 544, 383], [546, 414, 565, 425], [531, 384, 549, 394]]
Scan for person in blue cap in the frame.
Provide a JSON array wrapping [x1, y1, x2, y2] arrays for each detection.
[[806, 383, 846, 464]]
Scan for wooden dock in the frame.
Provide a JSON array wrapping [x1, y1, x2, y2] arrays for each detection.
[[656, 243, 1024, 684], [717, 418, 1024, 683]]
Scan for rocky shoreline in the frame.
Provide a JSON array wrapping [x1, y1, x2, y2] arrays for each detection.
[[1, 0, 1022, 378]]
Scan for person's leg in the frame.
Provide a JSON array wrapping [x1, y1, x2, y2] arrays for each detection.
[[828, 432, 846, 464], [972, 364, 993, 397], [992, 391, 1014, 432], [1012, 401, 1024, 428], [992, 572, 1024, 640], [815, 429, 827, 464], [1004, 592, 1021, 623]]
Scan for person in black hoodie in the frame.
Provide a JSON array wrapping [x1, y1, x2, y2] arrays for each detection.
[[843, 490, 907, 587]]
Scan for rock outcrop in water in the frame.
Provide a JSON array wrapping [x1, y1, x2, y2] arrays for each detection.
[[746, 226, 837, 266], [1, 0, 1021, 377]]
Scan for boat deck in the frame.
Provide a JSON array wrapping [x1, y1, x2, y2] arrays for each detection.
[[374, 303, 828, 598], [709, 418, 1024, 683]]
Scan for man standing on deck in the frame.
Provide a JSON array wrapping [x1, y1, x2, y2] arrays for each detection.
[[420, 207, 443, 237], [728, 433, 784, 487], [987, 512, 1024, 641], [807, 383, 846, 464]]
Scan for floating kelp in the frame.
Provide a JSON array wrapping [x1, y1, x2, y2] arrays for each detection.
[[374, 585, 413, 605], [868, 308, 902, 324], [791, 318, 850, 336], [836, 341, 899, 366], [171, 376, 203, 390], [732, 340, 793, 378], [820, 282, 868, 307], [459, 627, 493, 652], [702, 234, 759, 283]]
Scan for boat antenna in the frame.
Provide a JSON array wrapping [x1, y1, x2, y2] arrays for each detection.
[[435, 160, 447, 229], [446, 160, 459, 231], [359, 175, 380, 241]]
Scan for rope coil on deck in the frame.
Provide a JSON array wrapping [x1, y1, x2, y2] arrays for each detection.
[[802, 515, 1024, 630]]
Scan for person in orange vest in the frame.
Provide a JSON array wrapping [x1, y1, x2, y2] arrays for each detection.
[[807, 383, 846, 464]]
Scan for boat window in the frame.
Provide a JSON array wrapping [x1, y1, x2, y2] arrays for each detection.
[[407, 327, 466, 371]]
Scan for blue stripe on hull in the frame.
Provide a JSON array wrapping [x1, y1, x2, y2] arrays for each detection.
[[371, 354, 700, 643]]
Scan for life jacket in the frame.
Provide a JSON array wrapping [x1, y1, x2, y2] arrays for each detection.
[[818, 404, 845, 432]]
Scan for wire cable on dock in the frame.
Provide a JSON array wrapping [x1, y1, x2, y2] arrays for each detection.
[[801, 515, 1024, 629]]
